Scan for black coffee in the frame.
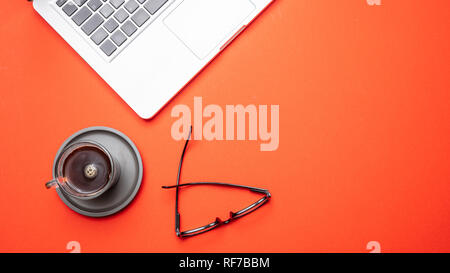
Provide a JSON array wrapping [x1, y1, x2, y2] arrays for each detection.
[[63, 146, 111, 193]]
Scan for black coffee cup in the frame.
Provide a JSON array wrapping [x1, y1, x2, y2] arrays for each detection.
[[45, 141, 120, 200]]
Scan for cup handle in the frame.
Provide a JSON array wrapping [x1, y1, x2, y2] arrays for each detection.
[[45, 179, 58, 189]]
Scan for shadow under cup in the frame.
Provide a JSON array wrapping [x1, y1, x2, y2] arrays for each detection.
[[46, 141, 120, 200]]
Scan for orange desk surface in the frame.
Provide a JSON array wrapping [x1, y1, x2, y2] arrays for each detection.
[[1, 0, 449, 253]]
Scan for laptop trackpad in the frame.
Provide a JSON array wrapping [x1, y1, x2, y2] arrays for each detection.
[[164, 0, 256, 59]]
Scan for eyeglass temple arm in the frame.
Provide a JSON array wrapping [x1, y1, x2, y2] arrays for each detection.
[[163, 182, 270, 196], [174, 126, 192, 237]]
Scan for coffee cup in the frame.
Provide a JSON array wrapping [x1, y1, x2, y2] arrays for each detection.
[[45, 141, 120, 200]]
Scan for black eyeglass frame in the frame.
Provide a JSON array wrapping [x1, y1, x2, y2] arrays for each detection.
[[162, 127, 271, 238]]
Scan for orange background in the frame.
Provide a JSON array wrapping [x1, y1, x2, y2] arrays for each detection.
[[1, 0, 449, 252]]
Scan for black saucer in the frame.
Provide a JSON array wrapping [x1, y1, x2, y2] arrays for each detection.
[[52, 127, 143, 217]]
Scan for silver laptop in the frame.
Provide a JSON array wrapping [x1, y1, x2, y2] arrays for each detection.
[[33, 0, 273, 119]]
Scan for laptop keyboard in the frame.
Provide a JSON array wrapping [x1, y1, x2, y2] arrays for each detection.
[[56, 0, 169, 58]]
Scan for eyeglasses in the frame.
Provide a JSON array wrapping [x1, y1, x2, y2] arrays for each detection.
[[162, 126, 271, 238]]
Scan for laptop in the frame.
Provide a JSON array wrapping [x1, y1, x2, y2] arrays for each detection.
[[33, 0, 273, 119]]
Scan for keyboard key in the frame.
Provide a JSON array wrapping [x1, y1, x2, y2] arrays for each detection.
[[109, 0, 124, 9], [111, 30, 127, 46], [73, 0, 88, 6], [103, 18, 119, 32], [124, 0, 139, 13], [131, 8, 149, 27], [144, 0, 167, 15], [56, 0, 68, 7], [81, 13, 104, 35], [99, 4, 114, 18], [121, 20, 137, 37], [62, 2, 78, 16], [87, 0, 103, 11], [136, 0, 146, 3], [91, 28, 108, 45], [114, 8, 129, 23], [100, 39, 117, 56], [72, 6, 92, 26]]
